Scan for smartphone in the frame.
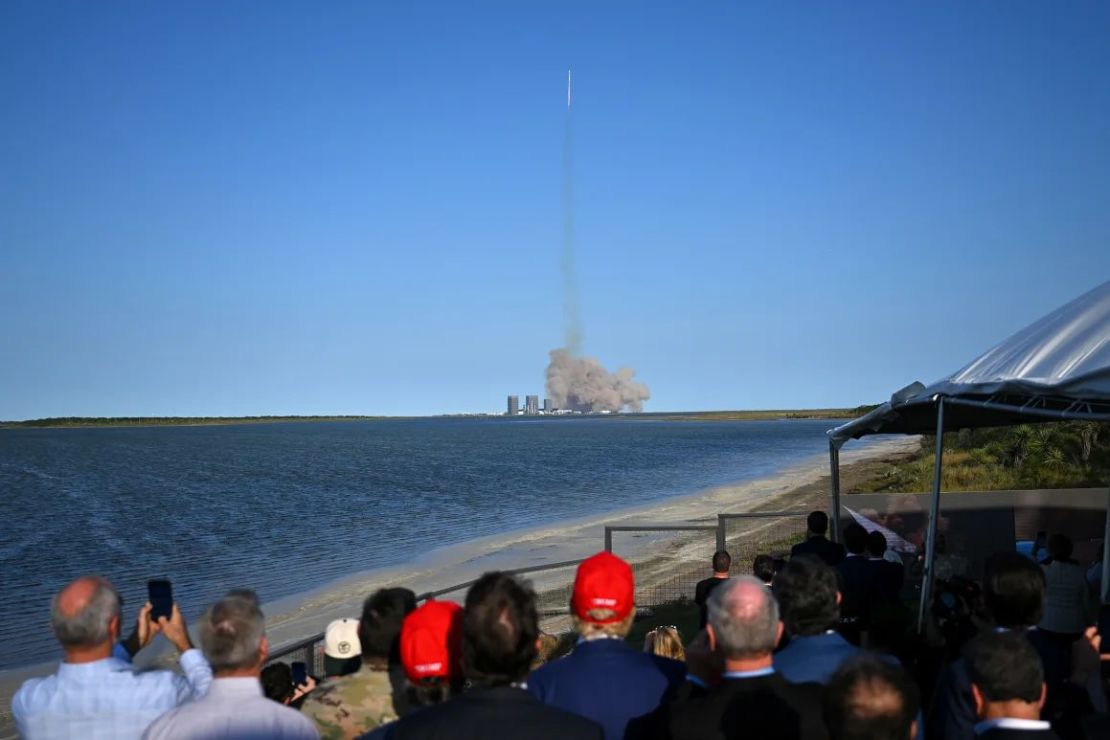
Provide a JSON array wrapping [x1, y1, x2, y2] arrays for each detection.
[[1099, 605, 1110, 655], [148, 579, 173, 621], [291, 661, 308, 687]]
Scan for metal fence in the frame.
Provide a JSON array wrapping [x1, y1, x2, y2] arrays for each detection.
[[717, 511, 811, 575], [268, 512, 807, 667], [268, 559, 585, 668]]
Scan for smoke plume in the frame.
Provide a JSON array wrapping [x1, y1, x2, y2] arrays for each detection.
[[545, 348, 651, 413]]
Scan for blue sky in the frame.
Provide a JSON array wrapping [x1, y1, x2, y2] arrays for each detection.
[[2, 2, 1109, 418]]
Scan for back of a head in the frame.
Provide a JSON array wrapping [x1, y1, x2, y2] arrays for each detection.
[[199, 593, 266, 673], [984, 552, 1045, 628], [843, 523, 868, 555], [807, 510, 829, 535], [712, 550, 732, 573], [824, 656, 919, 740], [462, 571, 538, 687], [359, 587, 417, 664], [964, 631, 1044, 704], [51, 576, 122, 649], [401, 599, 464, 707], [707, 576, 779, 660], [867, 531, 888, 558], [772, 555, 840, 636], [1047, 533, 1073, 562], [571, 551, 636, 638], [261, 662, 294, 703], [645, 626, 685, 662], [752, 555, 775, 584]]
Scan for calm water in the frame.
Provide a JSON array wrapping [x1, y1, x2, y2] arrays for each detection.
[[0, 417, 849, 669]]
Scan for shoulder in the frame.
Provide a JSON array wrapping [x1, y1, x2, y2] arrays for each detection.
[[11, 674, 55, 715], [648, 654, 687, 680], [142, 704, 189, 739]]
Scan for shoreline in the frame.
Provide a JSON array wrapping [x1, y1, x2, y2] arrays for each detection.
[[259, 434, 920, 650], [0, 408, 873, 429], [0, 434, 919, 733]]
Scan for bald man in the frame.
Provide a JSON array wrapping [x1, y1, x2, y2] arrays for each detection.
[[12, 576, 212, 739], [657, 576, 827, 740]]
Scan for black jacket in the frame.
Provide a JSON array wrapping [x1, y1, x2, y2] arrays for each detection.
[[655, 673, 827, 740], [931, 629, 1073, 740], [386, 685, 603, 740], [834, 555, 876, 631], [791, 536, 846, 567], [977, 727, 1061, 740]]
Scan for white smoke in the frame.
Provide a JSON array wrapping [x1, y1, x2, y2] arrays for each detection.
[[545, 348, 651, 413]]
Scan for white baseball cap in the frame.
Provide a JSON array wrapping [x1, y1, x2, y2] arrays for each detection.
[[323, 618, 362, 676]]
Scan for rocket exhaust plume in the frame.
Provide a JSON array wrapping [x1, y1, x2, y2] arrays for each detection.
[[546, 349, 651, 413], [544, 70, 651, 413], [562, 68, 582, 354]]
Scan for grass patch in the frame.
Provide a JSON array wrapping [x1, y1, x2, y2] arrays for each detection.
[[626, 599, 702, 648]]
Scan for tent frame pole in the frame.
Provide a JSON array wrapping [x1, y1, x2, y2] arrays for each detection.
[[917, 397, 946, 632], [1102, 484, 1110, 604], [829, 438, 842, 543]]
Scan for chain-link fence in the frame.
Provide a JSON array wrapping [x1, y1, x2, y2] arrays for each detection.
[[717, 511, 811, 577], [268, 559, 585, 667]]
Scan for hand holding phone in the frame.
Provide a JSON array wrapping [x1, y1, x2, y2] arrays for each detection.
[[291, 661, 308, 687], [148, 580, 173, 622]]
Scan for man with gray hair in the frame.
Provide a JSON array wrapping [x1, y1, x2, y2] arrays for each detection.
[[143, 591, 319, 739], [12, 575, 212, 739], [659, 576, 827, 740]]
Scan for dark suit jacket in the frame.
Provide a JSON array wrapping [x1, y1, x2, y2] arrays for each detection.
[[791, 536, 846, 567], [1079, 713, 1110, 740], [773, 631, 862, 684], [694, 577, 729, 628], [869, 558, 905, 603], [387, 685, 603, 740], [977, 727, 1061, 740], [931, 629, 1072, 740], [834, 555, 876, 631], [658, 673, 827, 740], [529, 639, 685, 740]]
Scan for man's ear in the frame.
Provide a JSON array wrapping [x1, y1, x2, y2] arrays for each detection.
[[836, 592, 842, 606], [258, 635, 270, 667], [970, 683, 986, 719], [1036, 682, 1046, 711], [108, 615, 121, 642], [706, 624, 718, 653], [775, 620, 784, 645]]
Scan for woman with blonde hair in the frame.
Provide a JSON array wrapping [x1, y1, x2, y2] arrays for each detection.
[[643, 625, 685, 662]]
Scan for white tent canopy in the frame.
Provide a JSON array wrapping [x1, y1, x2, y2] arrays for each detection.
[[825, 279, 1110, 627]]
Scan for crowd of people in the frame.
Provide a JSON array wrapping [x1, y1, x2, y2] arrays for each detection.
[[10, 510, 1110, 739]]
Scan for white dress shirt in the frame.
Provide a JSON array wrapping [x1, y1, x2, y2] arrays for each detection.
[[142, 676, 319, 739], [12, 647, 212, 740], [973, 717, 1051, 734]]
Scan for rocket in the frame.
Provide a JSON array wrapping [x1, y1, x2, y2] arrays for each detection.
[[567, 68, 572, 108]]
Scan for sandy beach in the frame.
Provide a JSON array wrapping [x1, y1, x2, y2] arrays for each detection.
[[0, 434, 919, 736], [259, 435, 920, 649]]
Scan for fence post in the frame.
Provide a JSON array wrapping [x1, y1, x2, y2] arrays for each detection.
[[716, 515, 726, 552], [604, 527, 612, 553]]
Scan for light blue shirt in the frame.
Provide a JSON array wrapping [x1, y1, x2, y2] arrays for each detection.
[[142, 677, 319, 740], [12, 647, 212, 740]]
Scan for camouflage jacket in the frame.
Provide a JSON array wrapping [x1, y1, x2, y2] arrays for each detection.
[[300, 664, 409, 739]]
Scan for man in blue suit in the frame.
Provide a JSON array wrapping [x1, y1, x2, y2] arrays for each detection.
[[529, 552, 685, 740], [772, 555, 861, 684]]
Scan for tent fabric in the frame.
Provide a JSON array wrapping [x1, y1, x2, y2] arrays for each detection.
[[831, 280, 1110, 442]]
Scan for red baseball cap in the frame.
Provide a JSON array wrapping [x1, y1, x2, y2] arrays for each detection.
[[572, 551, 635, 623], [400, 600, 463, 683]]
